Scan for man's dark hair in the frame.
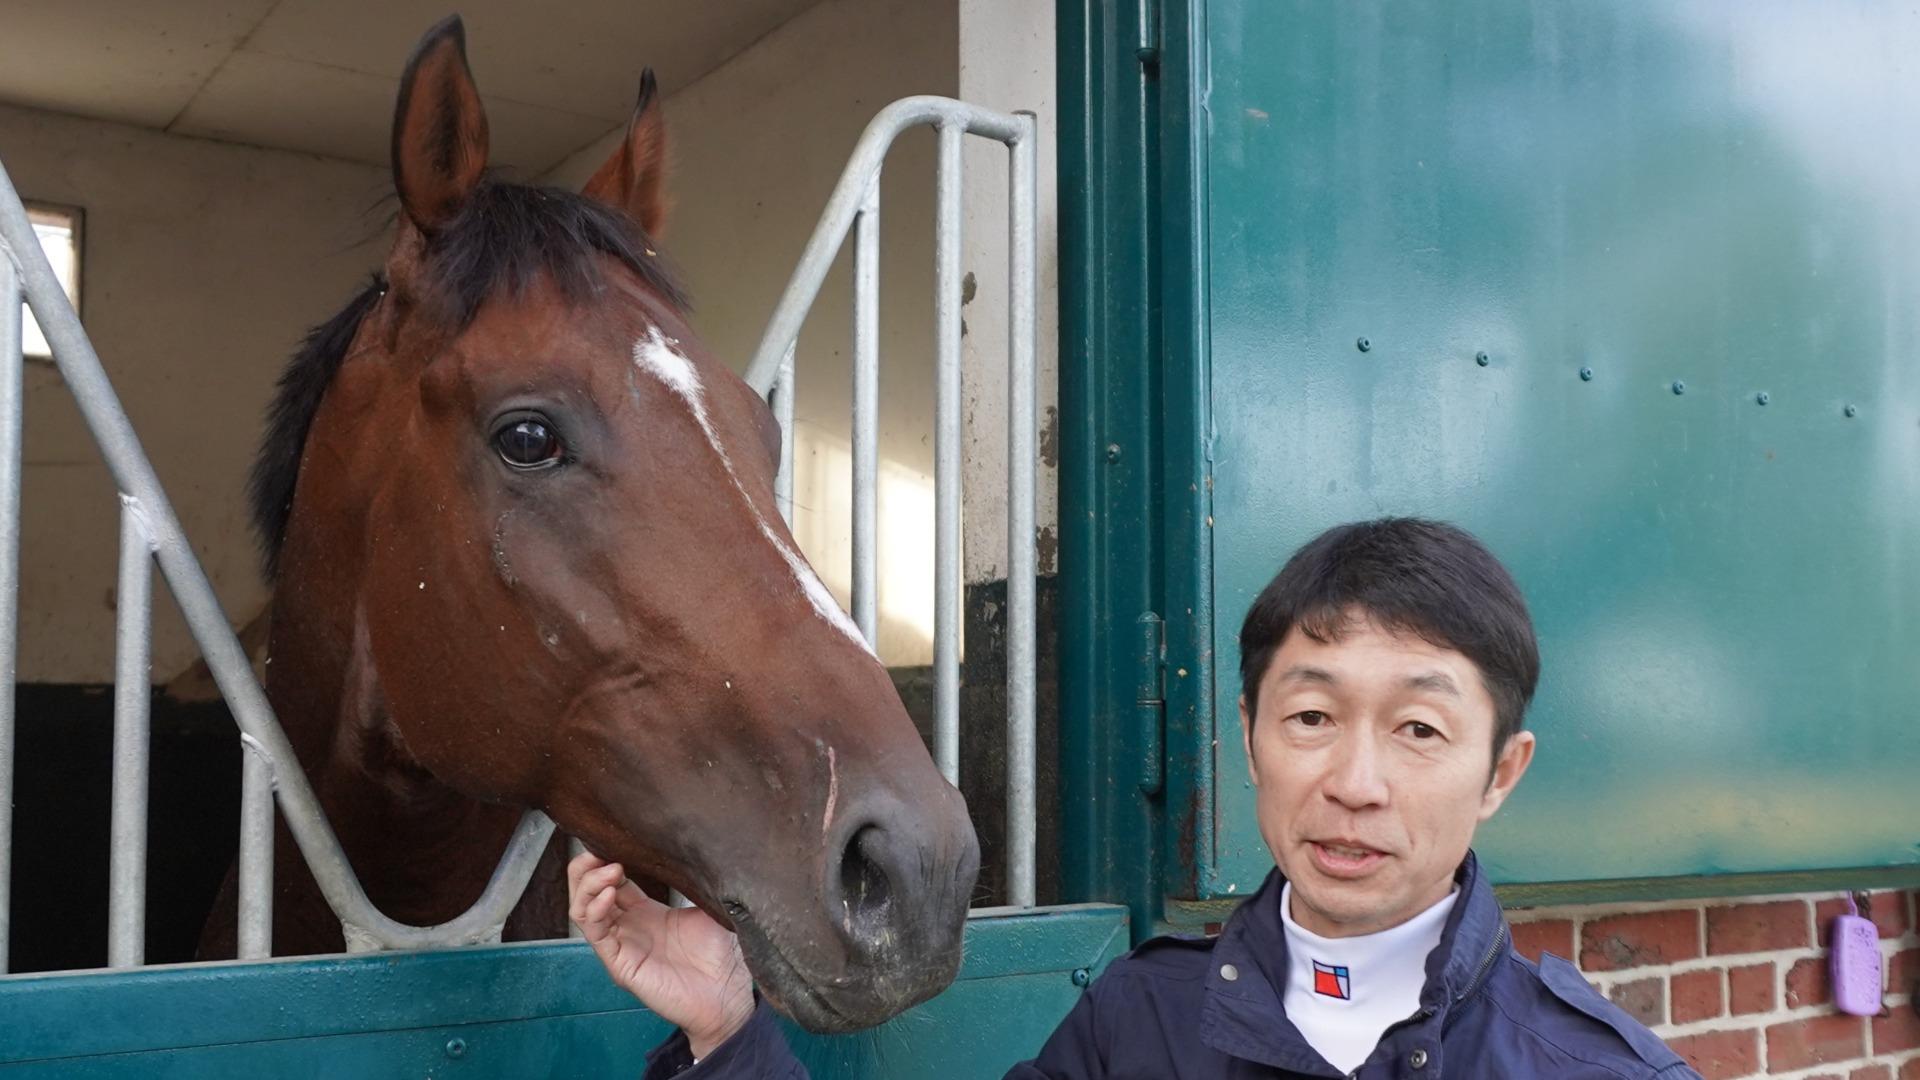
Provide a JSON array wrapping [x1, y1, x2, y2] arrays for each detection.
[[1238, 518, 1540, 763]]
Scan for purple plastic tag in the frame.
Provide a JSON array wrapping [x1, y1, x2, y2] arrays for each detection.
[[1829, 894, 1883, 1017]]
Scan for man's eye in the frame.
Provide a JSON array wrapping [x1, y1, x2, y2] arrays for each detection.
[[1405, 721, 1440, 740], [1292, 711, 1329, 727]]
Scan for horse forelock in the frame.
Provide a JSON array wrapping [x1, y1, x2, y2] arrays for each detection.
[[250, 179, 691, 580], [419, 177, 687, 326]]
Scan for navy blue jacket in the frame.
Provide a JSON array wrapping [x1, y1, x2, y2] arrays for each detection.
[[642, 853, 1700, 1078]]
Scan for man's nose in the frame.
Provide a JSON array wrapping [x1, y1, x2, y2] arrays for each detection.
[[1321, 729, 1390, 809]]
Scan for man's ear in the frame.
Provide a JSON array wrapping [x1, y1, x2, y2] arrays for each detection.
[[1478, 730, 1536, 821], [1241, 695, 1261, 787]]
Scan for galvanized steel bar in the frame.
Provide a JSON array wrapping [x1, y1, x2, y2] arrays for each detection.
[[567, 837, 585, 938], [237, 743, 274, 958], [850, 176, 881, 645], [0, 247, 21, 973], [108, 500, 155, 966], [933, 121, 964, 786], [739, 93, 1033, 813], [0, 159, 554, 954], [744, 97, 1024, 397], [773, 342, 796, 525], [1004, 114, 1039, 908]]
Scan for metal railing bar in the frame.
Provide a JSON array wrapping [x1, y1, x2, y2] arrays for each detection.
[[237, 740, 274, 958], [0, 160, 554, 955], [0, 244, 22, 973], [932, 120, 965, 787], [738, 96, 1040, 902], [851, 176, 881, 646], [1004, 115, 1039, 908], [566, 836, 586, 939], [744, 97, 1024, 397], [108, 499, 154, 966], [773, 343, 796, 526]]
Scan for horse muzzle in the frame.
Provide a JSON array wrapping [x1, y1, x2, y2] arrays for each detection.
[[721, 791, 980, 1033]]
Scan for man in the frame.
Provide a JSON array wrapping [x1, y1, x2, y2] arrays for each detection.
[[570, 518, 1700, 1078]]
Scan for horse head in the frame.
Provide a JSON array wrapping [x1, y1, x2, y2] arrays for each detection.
[[255, 16, 977, 1032]]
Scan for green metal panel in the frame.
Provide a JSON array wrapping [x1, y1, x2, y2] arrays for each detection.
[[1058, 0, 1175, 934], [1187, 0, 1920, 897], [0, 905, 1127, 1077]]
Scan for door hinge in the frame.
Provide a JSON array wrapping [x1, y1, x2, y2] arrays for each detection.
[[1135, 611, 1166, 795], [1136, 0, 1162, 66]]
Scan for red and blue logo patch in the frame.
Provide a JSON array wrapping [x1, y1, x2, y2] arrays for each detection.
[[1312, 960, 1351, 1000]]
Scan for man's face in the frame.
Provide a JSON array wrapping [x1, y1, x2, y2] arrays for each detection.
[[1241, 614, 1534, 938]]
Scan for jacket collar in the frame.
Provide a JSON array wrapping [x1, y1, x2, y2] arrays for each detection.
[[1198, 852, 1509, 1073]]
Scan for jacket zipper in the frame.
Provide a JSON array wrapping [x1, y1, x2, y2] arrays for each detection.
[[1338, 923, 1513, 1077], [1442, 923, 1509, 1030]]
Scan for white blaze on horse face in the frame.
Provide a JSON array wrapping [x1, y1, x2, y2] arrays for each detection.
[[631, 328, 874, 655]]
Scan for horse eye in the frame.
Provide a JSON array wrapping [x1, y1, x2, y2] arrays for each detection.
[[494, 418, 564, 469]]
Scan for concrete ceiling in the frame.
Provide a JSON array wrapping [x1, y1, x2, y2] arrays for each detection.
[[0, 0, 822, 175]]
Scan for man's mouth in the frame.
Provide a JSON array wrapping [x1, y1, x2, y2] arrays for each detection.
[[1308, 840, 1388, 877]]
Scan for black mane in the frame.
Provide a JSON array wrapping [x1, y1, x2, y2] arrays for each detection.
[[248, 180, 687, 579]]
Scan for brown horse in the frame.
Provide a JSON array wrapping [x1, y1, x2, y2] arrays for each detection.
[[198, 16, 977, 1033]]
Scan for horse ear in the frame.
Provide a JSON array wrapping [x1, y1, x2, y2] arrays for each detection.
[[391, 15, 490, 233], [582, 69, 669, 236]]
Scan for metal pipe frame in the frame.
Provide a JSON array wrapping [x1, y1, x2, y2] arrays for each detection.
[[236, 739, 274, 959], [743, 96, 1040, 904], [566, 836, 586, 939], [1004, 112, 1039, 908], [0, 242, 20, 973], [773, 343, 796, 526], [933, 121, 965, 786], [0, 160, 554, 959], [850, 175, 881, 646], [743, 96, 1025, 395], [108, 499, 155, 966]]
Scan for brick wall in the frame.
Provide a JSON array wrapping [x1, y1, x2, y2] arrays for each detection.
[[1506, 889, 1920, 1078]]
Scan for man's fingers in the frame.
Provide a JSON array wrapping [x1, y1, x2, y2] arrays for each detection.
[[614, 876, 650, 908], [583, 863, 627, 900], [566, 850, 611, 893], [571, 862, 675, 942], [569, 861, 625, 925], [584, 883, 621, 928]]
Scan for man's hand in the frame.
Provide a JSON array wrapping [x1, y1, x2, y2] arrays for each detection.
[[567, 851, 756, 1058]]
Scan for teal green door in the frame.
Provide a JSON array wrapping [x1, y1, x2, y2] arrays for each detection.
[[1062, 0, 1920, 915], [1193, 0, 1920, 897]]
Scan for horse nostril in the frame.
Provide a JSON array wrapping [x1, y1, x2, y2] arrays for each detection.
[[837, 825, 894, 933]]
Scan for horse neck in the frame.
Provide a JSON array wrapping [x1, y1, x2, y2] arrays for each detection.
[[266, 580, 528, 927], [266, 390, 525, 927]]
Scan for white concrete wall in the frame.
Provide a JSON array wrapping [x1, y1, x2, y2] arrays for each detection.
[[958, 0, 1060, 586], [5, 102, 385, 684], [546, 0, 958, 665]]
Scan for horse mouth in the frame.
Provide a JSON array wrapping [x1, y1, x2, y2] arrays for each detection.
[[728, 902, 951, 1034], [738, 928, 856, 1032]]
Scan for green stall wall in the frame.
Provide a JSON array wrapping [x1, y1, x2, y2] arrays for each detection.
[[1188, 1, 1920, 897], [0, 906, 1128, 1077]]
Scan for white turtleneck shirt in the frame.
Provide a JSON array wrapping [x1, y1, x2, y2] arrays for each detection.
[[1279, 882, 1458, 1074]]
